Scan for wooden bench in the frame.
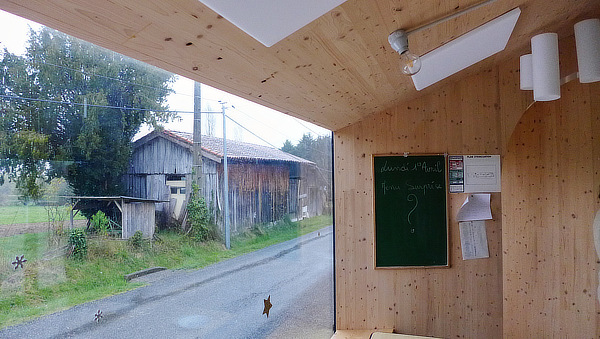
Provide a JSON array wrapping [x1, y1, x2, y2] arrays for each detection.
[[331, 329, 392, 339], [331, 329, 440, 339]]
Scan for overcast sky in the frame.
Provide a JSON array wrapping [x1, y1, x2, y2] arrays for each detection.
[[0, 10, 330, 148]]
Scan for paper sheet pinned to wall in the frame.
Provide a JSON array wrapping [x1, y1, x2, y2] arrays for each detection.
[[459, 220, 489, 260], [457, 194, 492, 222]]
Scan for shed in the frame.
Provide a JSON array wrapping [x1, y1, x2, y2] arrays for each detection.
[[68, 196, 167, 239], [124, 130, 324, 234]]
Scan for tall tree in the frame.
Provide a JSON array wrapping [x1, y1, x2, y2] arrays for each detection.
[[281, 133, 332, 175], [281, 133, 333, 212], [0, 27, 175, 203]]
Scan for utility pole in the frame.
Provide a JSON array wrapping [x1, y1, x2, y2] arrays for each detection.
[[192, 101, 228, 249], [221, 102, 230, 249], [192, 82, 203, 196]]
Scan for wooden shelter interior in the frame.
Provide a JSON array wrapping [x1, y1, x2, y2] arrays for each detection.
[[1, 0, 599, 337]]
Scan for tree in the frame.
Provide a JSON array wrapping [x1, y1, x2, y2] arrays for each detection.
[[281, 139, 294, 154], [0, 27, 175, 206], [281, 133, 332, 175], [281, 133, 333, 213]]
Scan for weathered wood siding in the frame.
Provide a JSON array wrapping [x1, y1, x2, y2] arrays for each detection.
[[298, 163, 327, 218], [122, 201, 155, 239], [202, 160, 219, 217], [126, 133, 325, 234], [124, 174, 146, 198], [131, 136, 191, 174], [223, 161, 290, 232]]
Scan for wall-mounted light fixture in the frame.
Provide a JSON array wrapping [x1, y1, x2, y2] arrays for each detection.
[[388, 30, 421, 75], [519, 54, 533, 90], [519, 17, 599, 100], [531, 33, 560, 101], [574, 18, 600, 83]]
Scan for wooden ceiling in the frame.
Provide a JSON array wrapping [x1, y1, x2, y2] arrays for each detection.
[[1, 0, 598, 130]]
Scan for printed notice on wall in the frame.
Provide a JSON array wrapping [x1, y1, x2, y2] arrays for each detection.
[[459, 220, 489, 260], [457, 194, 492, 222], [448, 155, 464, 193], [464, 155, 501, 193]]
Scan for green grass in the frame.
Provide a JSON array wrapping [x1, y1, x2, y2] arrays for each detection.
[[0, 214, 332, 328], [0, 205, 86, 225]]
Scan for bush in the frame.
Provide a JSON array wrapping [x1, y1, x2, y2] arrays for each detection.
[[187, 183, 220, 242], [90, 210, 110, 236], [128, 230, 144, 250], [68, 228, 87, 260]]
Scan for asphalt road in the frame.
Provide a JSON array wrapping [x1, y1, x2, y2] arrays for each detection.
[[1, 226, 334, 339]]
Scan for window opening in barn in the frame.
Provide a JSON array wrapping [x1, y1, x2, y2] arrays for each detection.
[[0, 10, 334, 339]]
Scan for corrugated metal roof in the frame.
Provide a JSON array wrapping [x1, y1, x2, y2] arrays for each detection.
[[165, 130, 313, 164]]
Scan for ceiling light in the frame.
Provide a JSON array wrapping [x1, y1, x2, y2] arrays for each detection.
[[197, 0, 347, 47], [388, 30, 421, 75], [574, 18, 600, 83]]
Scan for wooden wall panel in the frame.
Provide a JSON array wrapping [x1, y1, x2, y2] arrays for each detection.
[[334, 33, 599, 338], [502, 80, 600, 338], [121, 201, 155, 239], [334, 68, 504, 338]]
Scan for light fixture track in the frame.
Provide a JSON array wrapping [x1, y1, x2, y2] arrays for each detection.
[[406, 0, 499, 35]]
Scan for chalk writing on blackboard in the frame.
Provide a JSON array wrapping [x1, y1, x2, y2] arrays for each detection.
[[374, 154, 448, 268], [407, 181, 444, 195], [380, 160, 444, 173], [407, 194, 418, 226]]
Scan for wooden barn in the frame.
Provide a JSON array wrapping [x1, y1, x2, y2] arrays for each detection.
[[123, 129, 325, 234]]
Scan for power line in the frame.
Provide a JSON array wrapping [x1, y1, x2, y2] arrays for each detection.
[[1, 94, 331, 152], [6, 56, 327, 140], [225, 111, 331, 168], [0, 94, 222, 115], [292, 116, 323, 135], [225, 114, 279, 149], [10, 58, 224, 104], [29, 59, 180, 95], [228, 105, 290, 141]]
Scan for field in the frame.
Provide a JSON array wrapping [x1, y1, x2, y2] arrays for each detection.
[[0, 205, 86, 225]]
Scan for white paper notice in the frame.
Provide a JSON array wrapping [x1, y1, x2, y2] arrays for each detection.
[[457, 194, 492, 222], [463, 155, 501, 193], [459, 220, 489, 260]]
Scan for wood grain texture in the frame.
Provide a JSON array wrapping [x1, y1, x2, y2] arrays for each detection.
[[335, 43, 599, 337], [335, 68, 503, 338], [0, 0, 599, 130], [0, 0, 599, 336], [502, 80, 600, 338], [122, 201, 155, 239]]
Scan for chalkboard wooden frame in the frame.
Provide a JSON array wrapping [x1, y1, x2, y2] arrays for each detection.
[[373, 154, 449, 268]]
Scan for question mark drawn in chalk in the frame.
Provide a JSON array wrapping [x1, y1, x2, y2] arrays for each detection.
[[407, 194, 418, 228]]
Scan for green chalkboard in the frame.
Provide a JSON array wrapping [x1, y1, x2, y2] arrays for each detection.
[[373, 154, 448, 268]]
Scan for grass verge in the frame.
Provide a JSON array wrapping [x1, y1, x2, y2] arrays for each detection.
[[0, 214, 332, 328]]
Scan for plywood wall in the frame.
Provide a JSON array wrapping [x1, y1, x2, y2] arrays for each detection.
[[334, 37, 600, 338], [502, 80, 600, 338], [334, 68, 504, 338]]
